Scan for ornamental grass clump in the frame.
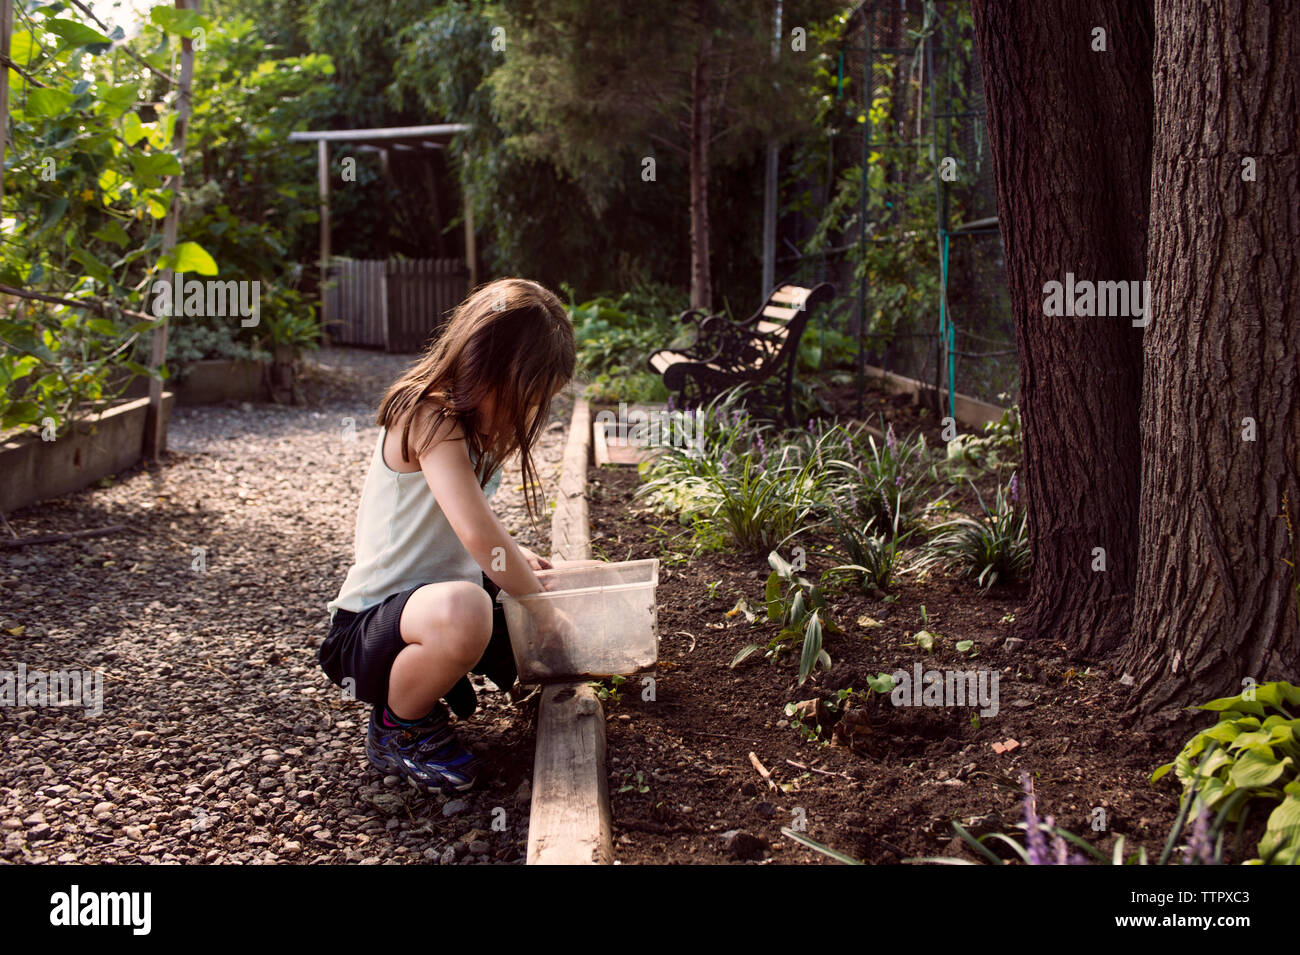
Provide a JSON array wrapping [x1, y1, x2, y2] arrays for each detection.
[[917, 475, 1030, 589], [829, 420, 938, 537], [827, 505, 914, 595]]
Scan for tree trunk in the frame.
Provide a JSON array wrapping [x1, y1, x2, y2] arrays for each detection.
[[970, 0, 1152, 656], [689, 28, 713, 311], [1122, 0, 1300, 721]]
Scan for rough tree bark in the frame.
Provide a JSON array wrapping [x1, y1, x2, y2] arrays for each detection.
[[970, 1, 1153, 656], [1122, 0, 1300, 721]]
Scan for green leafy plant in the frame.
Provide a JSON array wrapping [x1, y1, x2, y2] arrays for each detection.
[[1152, 681, 1300, 865], [588, 675, 627, 705], [918, 477, 1030, 589], [563, 282, 683, 403], [648, 428, 839, 554], [827, 503, 914, 595], [784, 702, 825, 743], [945, 404, 1022, 478], [730, 550, 841, 684], [256, 293, 322, 354]]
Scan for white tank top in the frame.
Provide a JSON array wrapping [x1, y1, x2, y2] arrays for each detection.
[[328, 428, 502, 617]]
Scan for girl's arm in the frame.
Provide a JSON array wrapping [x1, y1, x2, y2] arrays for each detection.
[[415, 413, 544, 597]]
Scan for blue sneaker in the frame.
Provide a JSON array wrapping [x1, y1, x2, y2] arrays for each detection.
[[366, 702, 483, 794]]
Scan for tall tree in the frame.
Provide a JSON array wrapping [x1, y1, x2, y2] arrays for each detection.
[[970, 0, 1153, 656], [486, 0, 840, 310], [1121, 0, 1300, 718]]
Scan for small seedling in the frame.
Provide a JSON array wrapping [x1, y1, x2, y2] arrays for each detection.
[[705, 579, 723, 600], [617, 770, 651, 794], [589, 674, 626, 703]]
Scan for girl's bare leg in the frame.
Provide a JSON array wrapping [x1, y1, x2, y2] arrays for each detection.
[[388, 580, 493, 720]]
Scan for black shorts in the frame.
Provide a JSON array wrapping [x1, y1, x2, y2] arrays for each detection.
[[319, 574, 517, 715]]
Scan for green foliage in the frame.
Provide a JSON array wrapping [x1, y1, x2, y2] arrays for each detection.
[[827, 506, 913, 595], [730, 550, 841, 685], [833, 421, 940, 535], [918, 478, 1031, 590], [911, 773, 1219, 867], [165, 321, 259, 365], [646, 420, 849, 554], [0, 5, 206, 433], [2, 5, 336, 434], [1152, 682, 1300, 865], [945, 404, 1022, 478], [563, 281, 685, 401], [589, 675, 627, 705]]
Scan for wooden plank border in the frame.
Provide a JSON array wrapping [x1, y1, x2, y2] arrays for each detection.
[[528, 390, 612, 865], [526, 683, 613, 865], [549, 393, 591, 562], [860, 363, 1009, 430]]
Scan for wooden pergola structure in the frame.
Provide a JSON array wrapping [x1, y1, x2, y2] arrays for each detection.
[[286, 124, 476, 330]]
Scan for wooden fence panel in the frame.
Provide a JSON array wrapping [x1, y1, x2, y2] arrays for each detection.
[[325, 257, 468, 352]]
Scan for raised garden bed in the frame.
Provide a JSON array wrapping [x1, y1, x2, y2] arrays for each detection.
[[0, 393, 175, 515], [122, 358, 271, 405], [586, 464, 1193, 865]]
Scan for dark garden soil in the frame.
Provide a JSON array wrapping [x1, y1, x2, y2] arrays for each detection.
[[587, 464, 1207, 865]]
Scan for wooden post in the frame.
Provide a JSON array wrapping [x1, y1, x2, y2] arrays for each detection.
[[761, 1, 783, 299], [462, 151, 477, 290], [318, 138, 331, 333], [0, 0, 12, 208], [143, 0, 197, 462]]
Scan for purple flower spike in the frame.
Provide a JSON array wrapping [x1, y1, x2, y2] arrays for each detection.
[[1008, 471, 1020, 506], [1184, 805, 1216, 865], [1021, 772, 1051, 865], [885, 423, 898, 455]]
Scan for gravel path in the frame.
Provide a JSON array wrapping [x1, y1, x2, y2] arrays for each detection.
[[0, 347, 573, 865]]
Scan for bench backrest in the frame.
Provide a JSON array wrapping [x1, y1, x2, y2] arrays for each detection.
[[733, 282, 834, 375]]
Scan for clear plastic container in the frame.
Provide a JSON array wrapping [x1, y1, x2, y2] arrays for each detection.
[[497, 559, 660, 683]]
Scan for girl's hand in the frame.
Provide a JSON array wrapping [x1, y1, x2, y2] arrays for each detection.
[[518, 545, 552, 573]]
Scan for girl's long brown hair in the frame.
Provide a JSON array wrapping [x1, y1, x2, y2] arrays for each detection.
[[377, 277, 575, 523]]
